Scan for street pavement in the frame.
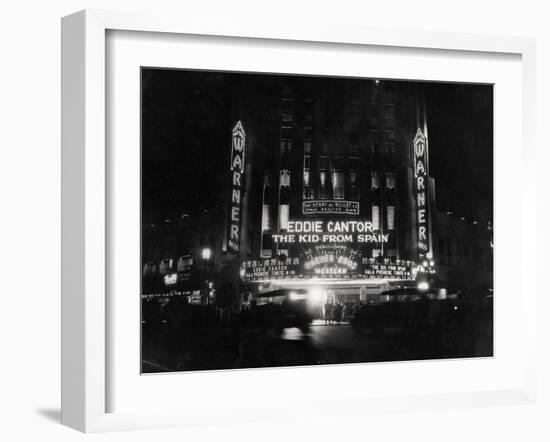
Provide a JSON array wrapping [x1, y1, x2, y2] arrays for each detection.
[[247, 318, 492, 368], [272, 323, 411, 366], [143, 315, 493, 372]]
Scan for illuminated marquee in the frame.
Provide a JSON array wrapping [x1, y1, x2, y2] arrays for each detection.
[[240, 254, 415, 282], [227, 121, 246, 254], [270, 220, 389, 244], [363, 263, 412, 279], [303, 200, 359, 215], [413, 128, 430, 256], [241, 257, 300, 280], [303, 246, 359, 276]]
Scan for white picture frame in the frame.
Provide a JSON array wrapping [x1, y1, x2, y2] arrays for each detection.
[[61, 9, 537, 433]]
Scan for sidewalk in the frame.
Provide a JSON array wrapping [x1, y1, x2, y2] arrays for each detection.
[[311, 319, 350, 326]]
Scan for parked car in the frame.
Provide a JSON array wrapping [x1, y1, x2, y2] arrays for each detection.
[[350, 288, 460, 335]]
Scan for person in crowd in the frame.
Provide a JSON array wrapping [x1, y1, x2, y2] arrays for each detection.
[[334, 302, 343, 324], [324, 300, 333, 325], [342, 302, 349, 323]]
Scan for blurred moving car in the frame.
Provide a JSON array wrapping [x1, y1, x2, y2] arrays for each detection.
[[249, 289, 314, 334]]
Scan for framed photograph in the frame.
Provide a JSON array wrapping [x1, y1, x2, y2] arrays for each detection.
[[61, 9, 537, 432]]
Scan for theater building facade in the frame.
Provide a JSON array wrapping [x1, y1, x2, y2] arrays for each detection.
[[223, 78, 438, 303]]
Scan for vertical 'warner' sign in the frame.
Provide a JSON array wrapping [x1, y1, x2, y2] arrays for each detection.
[[227, 121, 246, 254], [413, 128, 429, 256]]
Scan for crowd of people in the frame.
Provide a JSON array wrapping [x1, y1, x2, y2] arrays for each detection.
[[322, 300, 362, 325]]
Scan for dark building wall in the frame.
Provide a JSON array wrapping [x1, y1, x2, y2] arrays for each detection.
[[236, 78, 432, 265], [140, 71, 492, 302], [431, 211, 493, 290], [141, 208, 226, 296]]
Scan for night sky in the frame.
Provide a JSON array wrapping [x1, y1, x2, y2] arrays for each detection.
[[141, 69, 493, 225]]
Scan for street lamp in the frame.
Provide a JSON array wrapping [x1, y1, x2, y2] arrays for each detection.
[[201, 248, 212, 305]]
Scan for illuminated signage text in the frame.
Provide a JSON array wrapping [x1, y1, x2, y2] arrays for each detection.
[[240, 255, 414, 281], [227, 121, 246, 254], [163, 273, 177, 285], [303, 200, 359, 215], [271, 220, 387, 244], [413, 128, 430, 256]]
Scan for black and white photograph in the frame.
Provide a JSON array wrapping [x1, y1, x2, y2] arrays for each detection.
[[4, 0, 548, 439], [140, 69, 494, 373]]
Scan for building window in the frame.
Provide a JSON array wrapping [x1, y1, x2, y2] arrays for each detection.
[[262, 204, 272, 231], [279, 204, 289, 230], [261, 232, 272, 257], [280, 169, 291, 187], [280, 139, 292, 156], [159, 258, 173, 275], [143, 262, 156, 276], [177, 255, 193, 271], [319, 156, 329, 199], [372, 205, 381, 231], [371, 171, 380, 190], [386, 172, 396, 190], [263, 181, 273, 205], [281, 125, 292, 140], [332, 171, 344, 199], [303, 168, 313, 200], [387, 206, 395, 230], [279, 170, 290, 203], [319, 171, 329, 199]]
